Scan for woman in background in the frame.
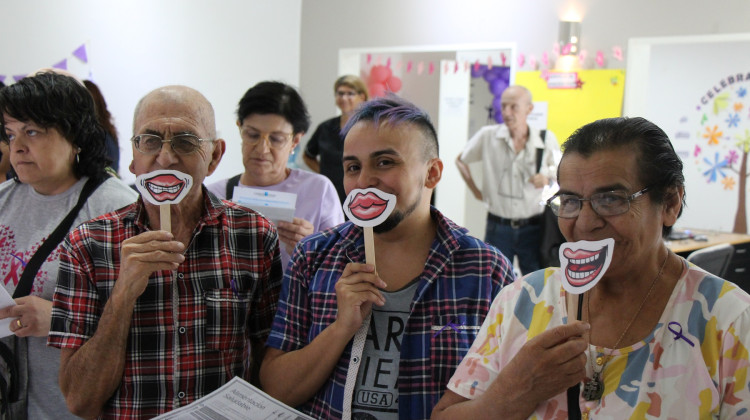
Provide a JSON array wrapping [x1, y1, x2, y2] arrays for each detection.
[[208, 81, 344, 271], [303, 75, 368, 203], [84, 80, 120, 175], [0, 71, 137, 418]]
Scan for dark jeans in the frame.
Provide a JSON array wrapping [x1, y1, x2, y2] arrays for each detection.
[[484, 215, 542, 275]]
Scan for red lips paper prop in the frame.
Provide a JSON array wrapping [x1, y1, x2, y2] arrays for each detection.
[[136, 170, 193, 205], [558, 238, 614, 294], [343, 188, 396, 228]]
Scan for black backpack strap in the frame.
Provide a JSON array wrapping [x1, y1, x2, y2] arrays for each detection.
[[225, 174, 242, 201], [535, 129, 547, 174], [13, 176, 104, 298]]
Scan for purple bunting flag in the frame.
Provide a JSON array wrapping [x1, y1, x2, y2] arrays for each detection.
[[73, 44, 88, 63], [52, 59, 68, 70]]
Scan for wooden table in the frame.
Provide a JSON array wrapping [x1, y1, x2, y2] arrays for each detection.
[[666, 229, 750, 254]]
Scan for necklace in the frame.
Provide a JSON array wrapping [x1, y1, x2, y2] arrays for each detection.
[[581, 251, 671, 401]]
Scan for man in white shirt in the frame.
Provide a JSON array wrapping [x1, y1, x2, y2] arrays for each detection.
[[456, 85, 560, 274]]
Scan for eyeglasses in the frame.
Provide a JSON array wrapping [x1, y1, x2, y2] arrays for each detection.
[[336, 90, 359, 98], [547, 187, 650, 219], [239, 128, 294, 150], [131, 133, 213, 155]]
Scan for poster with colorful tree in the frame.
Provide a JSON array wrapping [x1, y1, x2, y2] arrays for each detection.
[[626, 36, 750, 234], [685, 74, 750, 233]]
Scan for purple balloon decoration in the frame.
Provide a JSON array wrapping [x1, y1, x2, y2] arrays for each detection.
[[489, 78, 508, 96], [494, 109, 504, 124], [470, 64, 487, 79], [492, 95, 503, 111], [483, 68, 499, 82]]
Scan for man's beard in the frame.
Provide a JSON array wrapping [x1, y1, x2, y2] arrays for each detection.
[[373, 189, 421, 234]]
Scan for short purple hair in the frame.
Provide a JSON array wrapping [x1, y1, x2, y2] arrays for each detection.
[[342, 94, 438, 159]]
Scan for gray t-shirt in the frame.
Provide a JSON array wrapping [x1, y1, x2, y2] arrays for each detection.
[[0, 176, 137, 419], [352, 281, 419, 420]]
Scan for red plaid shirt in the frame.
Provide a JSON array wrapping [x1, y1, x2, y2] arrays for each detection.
[[48, 190, 282, 419]]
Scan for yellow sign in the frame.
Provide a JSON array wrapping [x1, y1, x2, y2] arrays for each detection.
[[516, 69, 626, 145]]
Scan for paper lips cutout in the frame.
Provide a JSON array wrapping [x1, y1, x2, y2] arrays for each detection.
[[136, 169, 193, 205], [559, 238, 614, 294], [343, 188, 396, 228]]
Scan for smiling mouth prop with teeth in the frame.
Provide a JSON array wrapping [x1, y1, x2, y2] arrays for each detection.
[[135, 169, 193, 205], [559, 238, 615, 294], [343, 188, 397, 228]]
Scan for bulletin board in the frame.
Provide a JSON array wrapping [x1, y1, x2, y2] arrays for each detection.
[[516, 69, 626, 145]]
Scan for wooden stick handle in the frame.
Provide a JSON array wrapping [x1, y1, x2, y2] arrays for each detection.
[[364, 227, 376, 267], [160, 204, 171, 233]]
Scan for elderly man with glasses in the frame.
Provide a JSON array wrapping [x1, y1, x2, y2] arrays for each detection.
[[48, 85, 283, 420]]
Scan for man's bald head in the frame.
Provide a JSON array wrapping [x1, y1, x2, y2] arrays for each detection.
[[133, 85, 217, 139], [502, 85, 533, 105]]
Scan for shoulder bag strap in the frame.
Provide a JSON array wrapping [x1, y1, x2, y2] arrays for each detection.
[[225, 174, 242, 201], [535, 129, 547, 174], [13, 176, 105, 298]]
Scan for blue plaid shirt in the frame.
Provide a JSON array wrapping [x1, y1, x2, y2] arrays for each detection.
[[267, 207, 515, 420]]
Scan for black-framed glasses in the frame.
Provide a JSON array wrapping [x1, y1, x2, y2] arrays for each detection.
[[239, 128, 294, 150], [131, 133, 213, 155], [546, 187, 650, 219]]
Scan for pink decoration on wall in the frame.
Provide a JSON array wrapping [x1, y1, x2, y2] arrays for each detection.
[[407, 61, 413, 73], [417, 61, 425, 75], [385, 75, 402, 92], [443, 62, 449, 74], [612, 46, 623, 61], [464, 61, 470, 72], [386, 57, 391, 68], [596, 51, 605, 67], [561, 43, 571, 55], [72, 44, 88, 63], [487, 56, 493, 69], [578, 50, 587, 65], [528, 55, 537, 70], [395, 60, 402, 71], [52, 59, 68, 70], [541, 52, 549, 67], [367, 54, 372, 64], [540, 69, 550, 81], [553, 43, 560, 56], [500, 52, 507, 66], [473, 60, 480, 73], [370, 65, 391, 83], [517, 53, 525, 68], [428, 62, 434, 75], [375, 55, 382, 65]]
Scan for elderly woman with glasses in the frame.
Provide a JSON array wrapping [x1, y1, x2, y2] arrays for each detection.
[[432, 117, 750, 419], [208, 81, 344, 271], [0, 71, 137, 419]]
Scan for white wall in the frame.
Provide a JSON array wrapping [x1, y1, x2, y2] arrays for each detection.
[[0, 0, 302, 185], [299, 0, 750, 228]]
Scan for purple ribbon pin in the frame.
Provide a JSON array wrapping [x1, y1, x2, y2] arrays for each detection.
[[667, 321, 695, 347]]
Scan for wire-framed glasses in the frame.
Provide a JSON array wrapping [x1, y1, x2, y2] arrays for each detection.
[[546, 187, 650, 219], [131, 133, 213, 155], [239, 128, 294, 149]]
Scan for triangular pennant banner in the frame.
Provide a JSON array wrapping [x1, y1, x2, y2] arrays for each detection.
[[72, 44, 88, 63], [53, 59, 68, 70]]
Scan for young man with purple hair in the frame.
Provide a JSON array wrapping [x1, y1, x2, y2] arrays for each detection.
[[260, 95, 515, 420]]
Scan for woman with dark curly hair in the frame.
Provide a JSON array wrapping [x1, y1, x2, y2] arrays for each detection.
[[0, 71, 137, 419]]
